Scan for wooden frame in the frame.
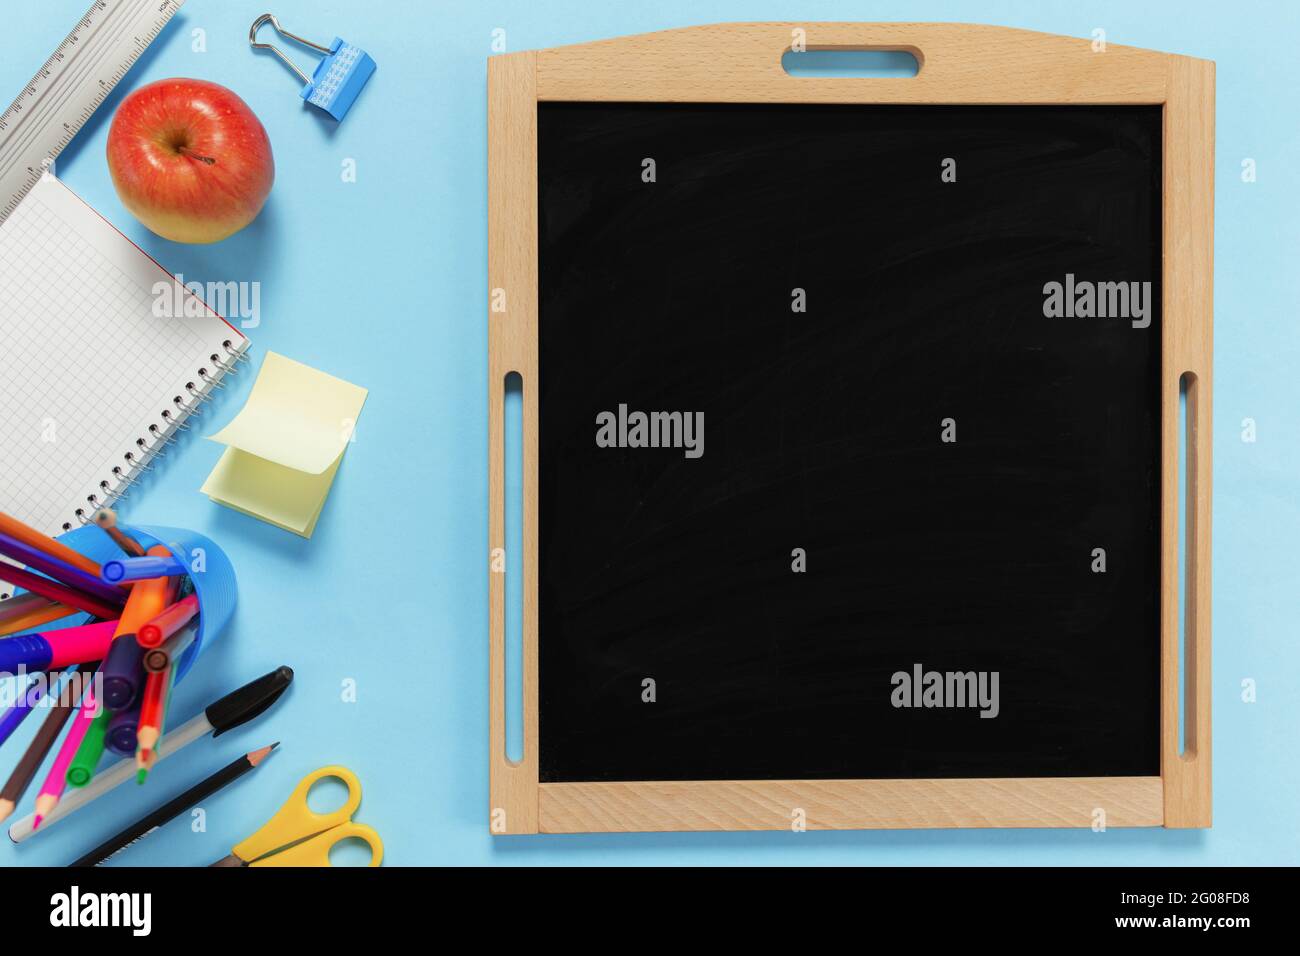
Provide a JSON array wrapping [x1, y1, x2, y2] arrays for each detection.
[[488, 23, 1213, 832]]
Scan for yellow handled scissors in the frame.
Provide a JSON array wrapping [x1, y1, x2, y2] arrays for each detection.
[[210, 765, 383, 867]]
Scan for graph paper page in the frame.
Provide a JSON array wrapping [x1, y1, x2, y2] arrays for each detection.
[[0, 175, 246, 540]]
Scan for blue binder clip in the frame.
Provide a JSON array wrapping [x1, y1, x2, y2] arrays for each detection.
[[249, 14, 375, 122]]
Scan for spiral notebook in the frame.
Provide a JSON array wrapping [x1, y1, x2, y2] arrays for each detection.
[[0, 174, 249, 538]]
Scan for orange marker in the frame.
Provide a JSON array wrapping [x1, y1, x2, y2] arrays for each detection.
[[137, 594, 199, 648], [100, 546, 175, 710], [0, 511, 102, 579]]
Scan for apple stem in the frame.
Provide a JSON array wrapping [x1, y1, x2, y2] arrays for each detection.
[[177, 146, 217, 166]]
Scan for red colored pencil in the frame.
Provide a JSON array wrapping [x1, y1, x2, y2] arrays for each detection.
[[135, 663, 175, 781]]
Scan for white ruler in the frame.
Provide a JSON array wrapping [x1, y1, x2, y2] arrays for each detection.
[[0, 0, 185, 226]]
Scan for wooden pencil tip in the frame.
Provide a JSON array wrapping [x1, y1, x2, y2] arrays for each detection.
[[247, 742, 278, 766], [0, 800, 13, 824], [136, 726, 159, 753]]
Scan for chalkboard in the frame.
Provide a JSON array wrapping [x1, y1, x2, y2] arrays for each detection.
[[488, 24, 1214, 832], [537, 103, 1163, 782]]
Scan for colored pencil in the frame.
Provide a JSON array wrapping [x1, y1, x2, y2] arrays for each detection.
[[0, 665, 94, 824], [143, 623, 196, 674], [91, 509, 146, 558], [0, 512, 102, 578], [32, 677, 101, 828], [0, 601, 76, 637], [0, 592, 49, 622], [0, 593, 48, 624], [70, 744, 277, 867], [137, 594, 199, 648], [0, 673, 43, 748], [0, 563, 123, 620], [9, 665, 294, 841], [0, 531, 127, 605], [1, 592, 72, 628], [134, 663, 173, 781]]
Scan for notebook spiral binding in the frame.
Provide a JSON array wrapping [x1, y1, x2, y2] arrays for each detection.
[[60, 339, 253, 533]]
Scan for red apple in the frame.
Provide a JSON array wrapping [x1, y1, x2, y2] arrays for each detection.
[[106, 78, 273, 244]]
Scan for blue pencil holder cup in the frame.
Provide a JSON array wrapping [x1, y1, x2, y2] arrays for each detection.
[[54, 524, 236, 682]]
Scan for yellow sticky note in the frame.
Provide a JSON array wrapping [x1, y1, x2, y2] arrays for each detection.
[[201, 352, 366, 537]]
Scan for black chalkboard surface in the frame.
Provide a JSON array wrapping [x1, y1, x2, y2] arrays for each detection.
[[536, 103, 1162, 783]]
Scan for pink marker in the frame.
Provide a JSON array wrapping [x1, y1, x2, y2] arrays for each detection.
[[32, 680, 101, 829], [0, 619, 117, 673]]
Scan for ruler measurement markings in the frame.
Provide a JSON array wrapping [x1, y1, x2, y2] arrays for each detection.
[[0, 2, 119, 167], [0, 0, 110, 133], [0, 0, 143, 170], [0, 0, 181, 226]]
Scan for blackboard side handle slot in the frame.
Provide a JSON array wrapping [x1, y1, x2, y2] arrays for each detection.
[[488, 49, 541, 834]]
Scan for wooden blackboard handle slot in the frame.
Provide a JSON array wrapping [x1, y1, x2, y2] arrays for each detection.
[[1167, 366, 1212, 825], [534, 23, 1182, 104], [1182, 372, 1206, 763], [1160, 54, 1213, 828], [488, 50, 540, 834]]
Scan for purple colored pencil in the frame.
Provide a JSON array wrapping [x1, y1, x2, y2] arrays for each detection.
[[0, 531, 126, 607]]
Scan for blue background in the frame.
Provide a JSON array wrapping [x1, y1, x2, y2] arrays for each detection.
[[1, 0, 1296, 866]]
